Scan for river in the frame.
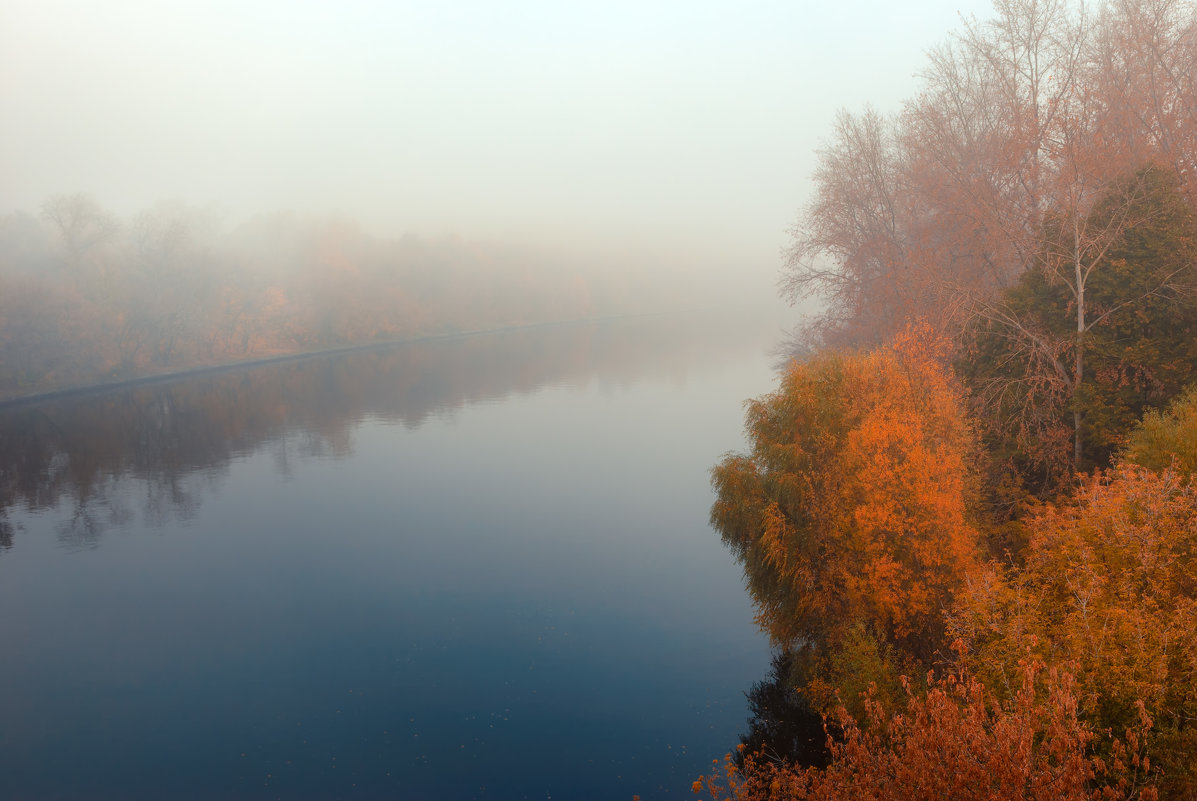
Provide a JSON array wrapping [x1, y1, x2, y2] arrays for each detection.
[[0, 312, 778, 800]]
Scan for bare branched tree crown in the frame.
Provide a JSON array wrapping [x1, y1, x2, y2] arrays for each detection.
[[785, 0, 1197, 470]]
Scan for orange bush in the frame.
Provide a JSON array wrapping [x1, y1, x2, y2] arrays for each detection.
[[697, 663, 1156, 801], [951, 465, 1197, 796]]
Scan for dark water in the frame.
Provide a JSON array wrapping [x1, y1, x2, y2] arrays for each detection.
[[0, 314, 776, 800]]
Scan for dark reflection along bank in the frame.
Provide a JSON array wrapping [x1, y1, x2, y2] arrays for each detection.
[[0, 311, 773, 551], [735, 650, 831, 772]]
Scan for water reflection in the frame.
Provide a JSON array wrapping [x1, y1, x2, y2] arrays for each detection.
[[0, 312, 772, 549], [0, 310, 778, 801], [736, 650, 830, 770]]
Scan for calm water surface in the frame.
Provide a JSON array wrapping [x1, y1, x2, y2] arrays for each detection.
[[0, 314, 777, 800]]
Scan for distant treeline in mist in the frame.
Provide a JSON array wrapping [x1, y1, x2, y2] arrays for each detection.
[[0, 198, 692, 397]]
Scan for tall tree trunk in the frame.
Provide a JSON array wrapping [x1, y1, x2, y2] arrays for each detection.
[[1074, 233, 1085, 467]]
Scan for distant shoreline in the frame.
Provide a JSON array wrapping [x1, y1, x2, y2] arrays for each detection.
[[0, 310, 702, 409]]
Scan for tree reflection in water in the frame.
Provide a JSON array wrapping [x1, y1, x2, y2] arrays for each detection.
[[0, 312, 772, 549], [737, 650, 831, 770]]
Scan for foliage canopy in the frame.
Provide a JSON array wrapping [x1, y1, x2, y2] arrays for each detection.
[[711, 327, 981, 695], [950, 465, 1197, 797]]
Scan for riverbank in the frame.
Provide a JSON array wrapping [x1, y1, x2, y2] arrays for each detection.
[[0, 308, 753, 409]]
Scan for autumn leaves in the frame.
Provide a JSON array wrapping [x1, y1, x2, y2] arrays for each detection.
[[712, 327, 977, 669], [952, 464, 1197, 795], [706, 0, 1197, 794], [711, 328, 979, 701], [707, 326, 1196, 798]]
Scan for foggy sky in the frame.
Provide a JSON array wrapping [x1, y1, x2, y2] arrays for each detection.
[[1, 0, 994, 286]]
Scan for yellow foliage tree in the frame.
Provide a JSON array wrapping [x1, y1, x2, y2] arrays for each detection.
[[1123, 384, 1197, 477]]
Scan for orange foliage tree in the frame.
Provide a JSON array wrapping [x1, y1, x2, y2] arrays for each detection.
[[697, 662, 1157, 801], [710, 326, 982, 704], [950, 464, 1197, 796]]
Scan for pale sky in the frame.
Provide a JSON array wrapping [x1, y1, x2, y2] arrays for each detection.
[[1, 0, 995, 283]]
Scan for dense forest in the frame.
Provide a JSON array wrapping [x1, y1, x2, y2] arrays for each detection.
[[0, 199, 711, 399], [705, 0, 1197, 798]]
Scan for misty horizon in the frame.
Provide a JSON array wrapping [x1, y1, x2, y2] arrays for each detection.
[[0, 190, 791, 308], [2, 0, 995, 291]]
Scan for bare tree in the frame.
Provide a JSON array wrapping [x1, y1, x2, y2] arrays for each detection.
[[785, 0, 1090, 347], [783, 108, 916, 346], [968, 170, 1170, 469], [783, 0, 1197, 472], [41, 193, 119, 274], [1090, 0, 1197, 195]]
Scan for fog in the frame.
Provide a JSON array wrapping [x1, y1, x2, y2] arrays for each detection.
[[2, 0, 995, 245], [1, 0, 994, 392]]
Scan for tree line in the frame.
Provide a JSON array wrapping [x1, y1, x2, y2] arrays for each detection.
[[785, 0, 1197, 488], [0, 198, 692, 398], [705, 0, 1197, 797]]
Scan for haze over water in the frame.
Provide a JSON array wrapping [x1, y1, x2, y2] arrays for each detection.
[[0, 314, 778, 800], [0, 2, 1014, 797]]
